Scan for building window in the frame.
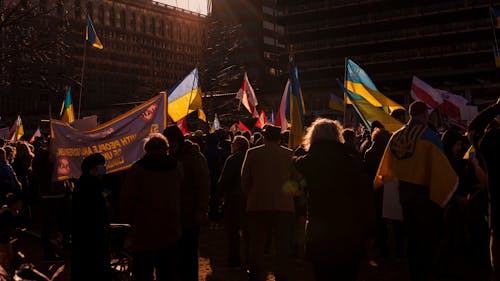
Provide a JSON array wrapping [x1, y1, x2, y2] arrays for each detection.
[[131, 12, 136, 31], [109, 7, 115, 27], [141, 15, 146, 33], [74, 0, 81, 19], [150, 17, 156, 34], [98, 4, 104, 23], [120, 10, 126, 29], [160, 19, 165, 37]]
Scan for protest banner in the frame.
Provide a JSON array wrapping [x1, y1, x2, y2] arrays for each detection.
[[50, 93, 167, 181]]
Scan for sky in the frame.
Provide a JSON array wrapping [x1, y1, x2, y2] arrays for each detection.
[[156, 0, 209, 15]]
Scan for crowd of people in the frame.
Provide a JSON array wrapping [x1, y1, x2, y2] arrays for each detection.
[[0, 99, 499, 281]]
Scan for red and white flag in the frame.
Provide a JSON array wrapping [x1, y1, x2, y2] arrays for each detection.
[[254, 110, 268, 129], [437, 89, 468, 122], [236, 72, 259, 118], [176, 118, 189, 136], [29, 128, 41, 143], [411, 76, 444, 109], [238, 121, 251, 133], [275, 80, 290, 133]]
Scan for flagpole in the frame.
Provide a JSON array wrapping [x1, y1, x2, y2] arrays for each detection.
[[343, 57, 348, 127], [77, 35, 87, 120]]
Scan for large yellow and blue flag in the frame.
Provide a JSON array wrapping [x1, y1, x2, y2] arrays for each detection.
[[60, 87, 75, 124], [375, 119, 458, 207], [338, 79, 403, 133], [288, 63, 306, 149], [168, 68, 202, 122], [345, 59, 404, 113], [198, 107, 207, 122], [86, 15, 103, 49]]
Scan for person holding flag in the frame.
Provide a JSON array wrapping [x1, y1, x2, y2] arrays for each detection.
[[375, 101, 458, 281]]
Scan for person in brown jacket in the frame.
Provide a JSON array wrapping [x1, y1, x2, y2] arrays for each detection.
[[241, 124, 295, 281], [163, 125, 210, 281], [120, 133, 183, 281]]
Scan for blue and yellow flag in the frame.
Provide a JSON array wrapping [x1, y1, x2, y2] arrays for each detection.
[[345, 59, 404, 113], [338, 79, 403, 133], [491, 7, 500, 28], [375, 120, 458, 207], [60, 87, 75, 124], [168, 68, 202, 122], [288, 64, 306, 149], [86, 15, 103, 49]]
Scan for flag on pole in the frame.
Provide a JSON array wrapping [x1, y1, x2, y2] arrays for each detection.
[[288, 62, 306, 149], [60, 87, 75, 124], [176, 118, 189, 135], [328, 94, 344, 112], [275, 80, 291, 133], [238, 121, 251, 133], [9, 115, 24, 141], [345, 59, 404, 113], [411, 76, 444, 110], [198, 108, 207, 122], [86, 15, 103, 49], [29, 128, 41, 143], [236, 72, 259, 118], [255, 110, 268, 129], [211, 113, 221, 132], [338, 79, 403, 133], [168, 68, 202, 122]]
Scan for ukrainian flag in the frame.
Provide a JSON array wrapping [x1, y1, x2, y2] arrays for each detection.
[[168, 68, 202, 122], [86, 15, 103, 49], [491, 7, 500, 28], [288, 65, 306, 149], [339, 79, 403, 133], [328, 94, 344, 112], [345, 59, 404, 113], [60, 87, 75, 124], [375, 120, 458, 207]]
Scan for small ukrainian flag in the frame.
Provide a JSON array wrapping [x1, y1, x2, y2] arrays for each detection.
[[60, 87, 75, 124], [86, 15, 103, 49], [491, 7, 500, 28]]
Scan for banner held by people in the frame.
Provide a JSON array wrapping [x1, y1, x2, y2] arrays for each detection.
[[50, 93, 167, 181]]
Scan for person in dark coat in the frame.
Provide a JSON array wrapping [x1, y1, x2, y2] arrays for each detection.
[[120, 133, 182, 281], [163, 126, 210, 281], [71, 153, 110, 281], [467, 98, 500, 280], [217, 135, 250, 267], [294, 118, 375, 281]]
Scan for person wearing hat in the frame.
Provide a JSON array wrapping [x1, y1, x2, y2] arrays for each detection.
[[375, 101, 458, 281], [241, 124, 295, 281], [72, 153, 111, 281]]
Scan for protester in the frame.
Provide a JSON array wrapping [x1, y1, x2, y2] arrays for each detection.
[[3, 146, 15, 165], [71, 153, 111, 281], [467, 98, 500, 280], [0, 148, 21, 206], [375, 101, 458, 281], [217, 135, 250, 267], [364, 127, 404, 259], [342, 128, 359, 157], [241, 124, 295, 281], [120, 134, 183, 281], [12, 142, 34, 225], [163, 125, 210, 281], [293, 118, 375, 281]]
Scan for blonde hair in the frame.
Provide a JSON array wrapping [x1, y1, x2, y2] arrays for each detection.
[[302, 118, 344, 150]]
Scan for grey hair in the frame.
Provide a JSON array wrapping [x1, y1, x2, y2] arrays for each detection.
[[302, 118, 344, 151]]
